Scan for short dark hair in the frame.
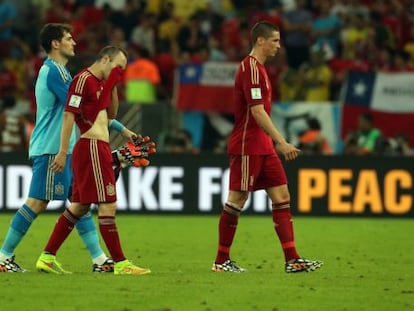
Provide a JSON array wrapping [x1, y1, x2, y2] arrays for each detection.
[[96, 45, 128, 61], [250, 21, 279, 44], [40, 23, 72, 54]]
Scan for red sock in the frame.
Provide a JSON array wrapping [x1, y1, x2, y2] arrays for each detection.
[[98, 216, 126, 262], [272, 202, 300, 262], [44, 209, 78, 255], [215, 204, 240, 264]]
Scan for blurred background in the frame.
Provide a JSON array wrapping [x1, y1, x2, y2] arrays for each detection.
[[1, 0, 413, 216]]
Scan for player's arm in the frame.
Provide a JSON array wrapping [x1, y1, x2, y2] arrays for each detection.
[[100, 67, 124, 118], [250, 105, 299, 161], [47, 65, 70, 105], [107, 86, 118, 119], [108, 118, 137, 141], [50, 111, 75, 172]]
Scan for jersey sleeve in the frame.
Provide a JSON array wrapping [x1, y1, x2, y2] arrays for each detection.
[[65, 73, 89, 114], [46, 65, 70, 104], [242, 59, 267, 107]]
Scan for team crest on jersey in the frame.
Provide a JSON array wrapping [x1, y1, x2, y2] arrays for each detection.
[[251, 87, 262, 99], [68, 94, 81, 108], [96, 90, 102, 99], [55, 183, 65, 196], [106, 183, 115, 196]]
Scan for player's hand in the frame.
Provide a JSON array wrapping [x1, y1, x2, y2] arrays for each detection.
[[121, 128, 138, 141], [50, 151, 67, 173], [276, 142, 300, 161], [106, 66, 124, 89]]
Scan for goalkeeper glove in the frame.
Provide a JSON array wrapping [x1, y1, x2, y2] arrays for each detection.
[[112, 135, 156, 169]]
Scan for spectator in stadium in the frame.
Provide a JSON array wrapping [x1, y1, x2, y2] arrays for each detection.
[[176, 12, 209, 57], [212, 21, 322, 273], [108, 0, 143, 42], [282, 0, 312, 69], [130, 12, 156, 56], [311, 1, 341, 56], [298, 117, 332, 155], [0, 57, 17, 98], [403, 23, 414, 67], [35, 45, 152, 275], [157, 1, 180, 59], [0, 0, 16, 57], [0, 96, 27, 151], [153, 39, 176, 96], [343, 112, 383, 155], [340, 13, 369, 61], [392, 133, 414, 156], [279, 67, 301, 101], [124, 46, 162, 102], [296, 44, 333, 101]]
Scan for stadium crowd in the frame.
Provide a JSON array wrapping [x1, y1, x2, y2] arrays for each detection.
[[0, 0, 413, 155]]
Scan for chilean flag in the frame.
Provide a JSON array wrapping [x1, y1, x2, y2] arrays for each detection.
[[174, 62, 238, 114], [341, 70, 414, 146]]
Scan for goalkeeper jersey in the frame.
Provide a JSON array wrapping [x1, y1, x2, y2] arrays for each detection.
[[29, 58, 76, 158], [227, 55, 275, 155]]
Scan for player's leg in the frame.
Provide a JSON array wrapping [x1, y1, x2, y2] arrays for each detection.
[[0, 155, 61, 272], [71, 138, 114, 271], [263, 154, 322, 272], [74, 211, 114, 272], [76, 138, 149, 275], [74, 145, 131, 272], [267, 185, 322, 272], [212, 155, 254, 273], [212, 190, 248, 272], [267, 185, 300, 260], [36, 202, 90, 274], [97, 201, 150, 275], [0, 198, 47, 272]]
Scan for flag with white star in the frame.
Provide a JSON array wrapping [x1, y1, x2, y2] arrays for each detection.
[[341, 70, 414, 147], [174, 62, 238, 113], [343, 71, 376, 108]]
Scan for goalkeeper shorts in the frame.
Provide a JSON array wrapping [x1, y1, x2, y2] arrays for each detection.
[[28, 154, 73, 201]]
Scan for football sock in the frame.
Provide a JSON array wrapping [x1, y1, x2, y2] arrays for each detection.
[[75, 212, 107, 263], [44, 208, 78, 255], [98, 216, 125, 262], [215, 203, 241, 264], [0, 204, 37, 260], [272, 202, 300, 262]]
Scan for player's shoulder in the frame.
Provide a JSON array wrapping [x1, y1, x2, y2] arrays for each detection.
[[44, 59, 71, 82], [71, 69, 95, 93], [240, 56, 262, 73]]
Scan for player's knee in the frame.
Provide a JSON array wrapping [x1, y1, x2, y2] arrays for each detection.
[[98, 202, 117, 216], [25, 198, 48, 214], [68, 204, 90, 218]]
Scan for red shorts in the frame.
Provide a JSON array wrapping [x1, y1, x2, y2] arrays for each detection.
[[229, 153, 287, 191], [71, 138, 117, 204]]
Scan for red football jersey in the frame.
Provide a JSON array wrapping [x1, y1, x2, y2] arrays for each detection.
[[65, 69, 106, 134], [227, 55, 275, 155]]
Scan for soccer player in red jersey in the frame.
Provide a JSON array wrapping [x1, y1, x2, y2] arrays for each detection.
[[36, 46, 151, 275], [212, 21, 323, 273]]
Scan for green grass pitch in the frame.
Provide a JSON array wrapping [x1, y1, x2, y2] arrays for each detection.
[[1, 214, 413, 311]]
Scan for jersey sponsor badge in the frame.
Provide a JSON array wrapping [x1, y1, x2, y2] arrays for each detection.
[[250, 87, 262, 99], [68, 94, 81, 108]]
